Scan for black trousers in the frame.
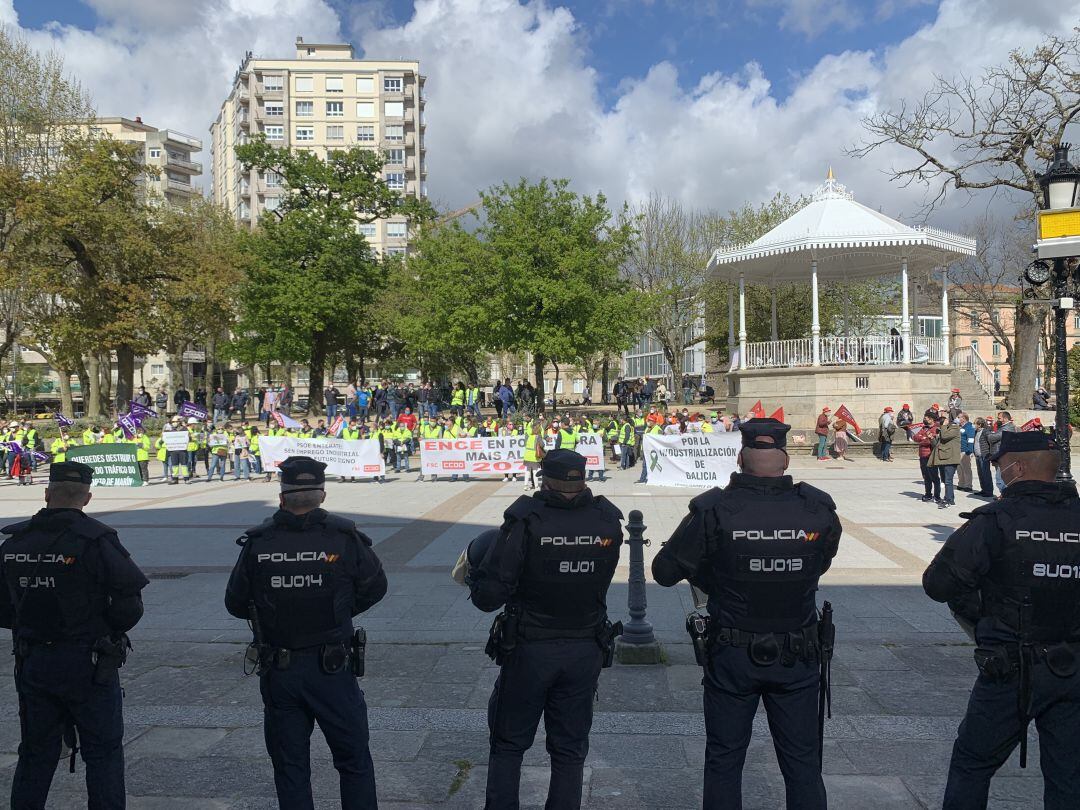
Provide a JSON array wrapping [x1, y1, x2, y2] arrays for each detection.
[[486, 639, 602, 810], [943, 662, 1080, 809], [920, 455, 940, 499], [703, 644, 826, 810], [11, 643, 126, 810], [260, 653, 377, 810]]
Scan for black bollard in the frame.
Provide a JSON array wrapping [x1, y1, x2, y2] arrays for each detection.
[[616, 509, 663, 664]]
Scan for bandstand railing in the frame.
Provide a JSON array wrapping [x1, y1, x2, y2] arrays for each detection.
[[743, 335, 948, 369]]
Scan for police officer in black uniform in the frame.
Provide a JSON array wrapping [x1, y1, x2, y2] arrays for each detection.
[[0, 460, 148, 809], [467, 448, 624, 810], [225, 456, 387, 810], [652, 418, 841, 810], [923, 430, 1080, 809]]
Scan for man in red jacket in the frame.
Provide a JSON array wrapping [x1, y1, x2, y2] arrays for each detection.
[[814, 407, 831, 460]]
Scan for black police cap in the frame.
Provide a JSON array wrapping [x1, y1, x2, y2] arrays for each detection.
[[541, 449, 587, 481], [279, 456, 327, 491], [739, 418, 790, 450], [989, 430, 1059, 463], [49, 461, 94, 485]]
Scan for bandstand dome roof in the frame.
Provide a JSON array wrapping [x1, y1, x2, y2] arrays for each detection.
[[708, 171, 976, 283]]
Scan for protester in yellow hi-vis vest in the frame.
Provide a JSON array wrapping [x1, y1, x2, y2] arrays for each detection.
[[155, 434, 169, 480], [134, 428, 151, 483], [50, 431, 72, 464], [522, 420, 545, 491]]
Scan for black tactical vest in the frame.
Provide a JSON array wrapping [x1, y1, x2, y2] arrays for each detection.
[[976, 495, 1080, 643], [1, 509, 114, 642], [242, 510, 357, 649], [701, 482, 835, 633], [511, 493, 623, 638]]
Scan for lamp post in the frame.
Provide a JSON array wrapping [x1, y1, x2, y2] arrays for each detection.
[[1033, 144, 1080, 483]]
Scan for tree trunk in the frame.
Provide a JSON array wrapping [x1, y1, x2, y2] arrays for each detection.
[[115, 344, 135, 413], [346, 355, 358, 385], [1006, 303, 1045, 410], [533, 353, 546, 413], [75, 357, 89, 416], [84, 353, 102, 418], [357, 355, 366, 386], [551, 359, 561, 407], [58, 370, 74, 417], [308, 337, 326, 416], [97, 351, 112, 415], [601, 358, 609, 404]]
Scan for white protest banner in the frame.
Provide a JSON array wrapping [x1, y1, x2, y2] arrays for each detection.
[[420, 434, 606, 478], [162, 430, 190, 451], [260, 436, 385, 478], [420, 435, 526, 477], [642, 432, 740, 488]]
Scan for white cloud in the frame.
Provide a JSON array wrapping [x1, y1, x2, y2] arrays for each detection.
[[9, 0, 1080, 229]]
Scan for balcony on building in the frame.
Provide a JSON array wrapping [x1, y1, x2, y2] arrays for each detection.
[[164, 177, 198, 196], [166, 152, 202, 174]]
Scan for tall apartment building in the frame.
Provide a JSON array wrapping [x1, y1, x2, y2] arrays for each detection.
[[89, 117, 203, 206], [209, 38, 426, 257]]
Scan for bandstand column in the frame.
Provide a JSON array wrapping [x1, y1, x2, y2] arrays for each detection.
[[738, 272, 747, 370], [901, 258, 911, 364], [727, 287, 735, 359], [811, 260, 820, 366], [770, 287, 779, 342], [940, 266, 950, 365]]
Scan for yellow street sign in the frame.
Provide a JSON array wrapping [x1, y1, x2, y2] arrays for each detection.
[[1038, 208, 1080, 239]]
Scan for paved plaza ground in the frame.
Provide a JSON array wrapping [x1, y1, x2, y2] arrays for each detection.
[[0, 455, 1056, 809]]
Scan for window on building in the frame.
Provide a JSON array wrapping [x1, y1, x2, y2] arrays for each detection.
[[326, 101, 344, 117], [264, 102, 283, 117], [264, 171, 282, 187], [295, 100, 313, 116], [385, 172, 405, 190], [384, 101, 404, 118], [384, 246, 406, 256], [356, 76, 374, 93], [295, 126, 314, 142], [970, 339, 979, 353], [356, 101, 375, 118], [264, 196, 281, 212], [357, 125, 375, 142], [384, 124, 404, 142], [358, 223, 377, 238], [147, 148, 161, 159], [386, 222, 407, 238], [264, 125, 284, 141], [263, 75, 283, 91], [384, 77, 403, 93], [326, 125, 344, 140], [386, 148, 405, 165], [1074, 314, 1080, 330], [294, 76, 313, 92], [151, 364, 166, 376], [969, 311, 979, 329], [325, 76, 344, 93], [992, 340, 1001, 358]]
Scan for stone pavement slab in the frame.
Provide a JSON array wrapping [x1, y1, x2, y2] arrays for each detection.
[[0, 455, 1066, 808]]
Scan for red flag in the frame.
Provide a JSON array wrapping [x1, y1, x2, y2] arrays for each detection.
[[749, 400, 766, 418], [834, 404, 861, 434], [1020, 417, 1042, 432], [769, 406, 784, 422]]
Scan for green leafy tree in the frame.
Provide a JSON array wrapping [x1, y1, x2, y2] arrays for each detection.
[[233, 136, 431, 413]]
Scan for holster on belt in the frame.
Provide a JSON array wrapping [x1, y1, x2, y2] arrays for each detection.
[[596, 619, 623, 668], [350, 628, 367, 678], [91, 634, 130, 686], [485, 606, 519, 665], [686, 613, 710, 668]]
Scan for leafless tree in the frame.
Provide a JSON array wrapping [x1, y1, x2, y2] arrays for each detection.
[[622, 193, 709, 382], [851, 29, 1080, 408]]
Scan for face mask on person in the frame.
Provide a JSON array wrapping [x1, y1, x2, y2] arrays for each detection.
[[997, 460, 1022, 488]]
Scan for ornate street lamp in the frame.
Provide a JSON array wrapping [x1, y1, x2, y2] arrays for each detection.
[[1035, 144, 1080, 482]]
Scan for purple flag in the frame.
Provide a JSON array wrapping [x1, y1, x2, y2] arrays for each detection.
[[129, 401, 157, 420], [54, 412, 75, 428], [178, 401, 208, 421], [31, 449, 48, 462], [117, 414, 140, 439], [3, 441, 20, 453]]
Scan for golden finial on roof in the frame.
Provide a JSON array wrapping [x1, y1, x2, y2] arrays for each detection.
[[827, 166, 834, 180]]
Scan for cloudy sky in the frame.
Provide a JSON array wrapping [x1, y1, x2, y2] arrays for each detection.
[[8, 0, 1080, 226]]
